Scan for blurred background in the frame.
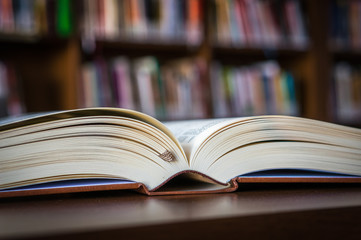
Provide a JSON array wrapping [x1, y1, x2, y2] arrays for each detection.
[[0, 0, 360, 127]]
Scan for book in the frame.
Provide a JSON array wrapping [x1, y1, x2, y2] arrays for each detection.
[[79, 0, 203, 44], [210, 61, 299, 117], [0, 61, 25, 118], [0, 107, 360, 198], [330, 0, 361, 49], [0, 0, 73, 37], [211, 0, 308, 48], [333, 62, 361, 124], [79, 56, 208, 120], [56, 0, 72, 36]]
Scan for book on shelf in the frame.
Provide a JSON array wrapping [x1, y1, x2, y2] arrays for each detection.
[[80, 0, 203, 45], [79, 56, 208, 120], [211, 0, 308, 48], [0, 107, 360, 197], [161, 58, 208, 120], [333, 62, 361, 124], [56, 0, 72, 36], [211, 61, 299, 118], [79, 56, 299, 120], [111, 57, 135, 110], [0, 0, 73, 37], [133, 56, 162, 118], [330, 0, 361, 49], [0, 61, 25, 118]]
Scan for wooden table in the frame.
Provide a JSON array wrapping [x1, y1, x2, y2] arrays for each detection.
[[1, 183, 361, 239]]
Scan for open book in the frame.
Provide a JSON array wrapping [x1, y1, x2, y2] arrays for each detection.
[[1, 108, 361, 197]]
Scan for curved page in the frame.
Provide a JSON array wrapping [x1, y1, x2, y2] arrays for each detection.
[[0, 108, 188, 191]]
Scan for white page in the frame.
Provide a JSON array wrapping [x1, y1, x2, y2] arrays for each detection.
[[164, 118, 241, 160]]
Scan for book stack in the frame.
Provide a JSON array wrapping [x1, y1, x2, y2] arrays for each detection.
[[211, 61, 299, 118], [0, 61, 25, 117], [0, 0, 73, 37], [333, 63, 361, 124], [330, 0, 361, 49], [79, 57, 208, 120], [161, 58, 208, 120], [211, 0, 308, 48], [80, 0, 203, 45]]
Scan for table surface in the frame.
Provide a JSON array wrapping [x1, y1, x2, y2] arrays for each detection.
[[1, 183, 361, 239]]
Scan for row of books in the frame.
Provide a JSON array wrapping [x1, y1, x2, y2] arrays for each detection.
[[330, 0, 361, 49], [0, 0, 72, 37], [79, 57, 208, 120], [211, 0, 308, 48], [80, 57, 300, 120], [80, 0, 203, 45], [211, 61, 299, 117], [333, 63, 361, 123], [0, 61, 24, 117]]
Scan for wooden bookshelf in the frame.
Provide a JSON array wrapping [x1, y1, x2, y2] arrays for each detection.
[[325, 0, 361, 127], [0, 0, 359, 126], [89, 40, 203, 60]]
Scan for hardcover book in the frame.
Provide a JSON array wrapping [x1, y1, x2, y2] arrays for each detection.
[[0, 108, 360, 197]]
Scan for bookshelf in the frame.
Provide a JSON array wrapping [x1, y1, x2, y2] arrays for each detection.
[[327, 0, 361, 126], [0, 0, 359, 126]]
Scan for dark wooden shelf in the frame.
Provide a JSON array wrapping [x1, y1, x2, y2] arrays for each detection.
[[93, 38, 202, 52], [211, 43, 309, 61], [0, 33, 70, 49], [0, 32, 41, 43], [80, 38, 203, 59], [329, 42, 361, 59]]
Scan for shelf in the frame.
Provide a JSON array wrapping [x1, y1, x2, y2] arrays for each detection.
[[0, 0, 354, 123], [329, 42, 361, 59], [212, 44, 309, 58], [0, 33, 70, 48], [81, 38, 203, 56], [0, 33, 41, 43]]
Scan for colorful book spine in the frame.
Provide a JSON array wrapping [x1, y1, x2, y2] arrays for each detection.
[[211, 61, 299, 117], [79, 57, 208, 120], [111, 57, 135, 110], [212, 0, 308, 48], [0, 0, 73, 37], [333, 62, 361, 123], [56, 0, 72, 36], [0, 61, 25, 117], [80, 0, 203, 45], [330, 0, 361, 49]]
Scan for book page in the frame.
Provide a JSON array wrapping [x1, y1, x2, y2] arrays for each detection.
[[0, 108, 186, 160], [0, 108, 192, 190], [164, 118, 239, 159]]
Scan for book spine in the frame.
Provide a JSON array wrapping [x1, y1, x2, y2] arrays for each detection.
[[56, 0, 72, 36], [329, 0, 361, 49], [79, 56, 209, 120], [212, 0, 308, 48], [78, 0, 203, 44], [210, 60, 299, 117], [333, 62, 361, 124], [111, 57, 135, 110], [0, 0, 15, 33], [0, 0, 76, 37], [187, 0, 202, 44], [0, 61, 25, 117]]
